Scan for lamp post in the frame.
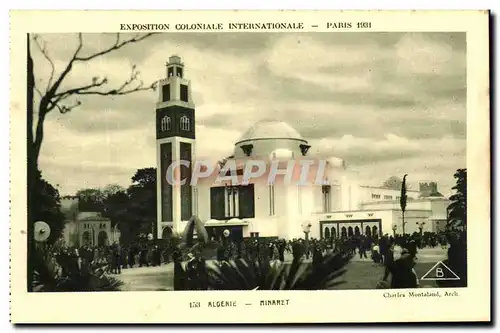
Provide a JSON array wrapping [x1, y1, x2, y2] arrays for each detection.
[[302, 222, 312, 259], [392, 224, 397, 237], [222, 228, 230, 245], [416, 221, 426, 235]]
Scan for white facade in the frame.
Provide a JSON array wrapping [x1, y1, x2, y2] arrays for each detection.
[[60, 197, 119, 247], [155, 56, 450, 240], [187, 118, 450, 240]]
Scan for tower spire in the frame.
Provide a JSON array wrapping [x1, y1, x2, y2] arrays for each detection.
[[156, 55, 196, 238]]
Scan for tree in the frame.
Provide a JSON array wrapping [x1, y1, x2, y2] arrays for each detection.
[[125, 168, 157, 239], [131, 167, 157, 188], [382, 176, 403, 190], [102, 190, 130, 228], [400, 174, 408, 235], [72, 170, 157, 245], [29, 33, 158, 167], [437, 168, 467, 287], [27, 32, 157, 291], [31, 170, 66, 244], [100, 168, 158, 244], [75, 188, 105, 212], [447, 169, 467, 231], [102, 184, 126, 198]]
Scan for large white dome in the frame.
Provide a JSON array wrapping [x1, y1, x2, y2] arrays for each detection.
[[233, 119, 308, 159], [235, 119, 304, 144]]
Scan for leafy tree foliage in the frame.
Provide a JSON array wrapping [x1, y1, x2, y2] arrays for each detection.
[[74, 168, 157, 244], [31, 170, 66, 244], [382, 176, 403, 190], [76, 188, 105, 212], [126, 168, 157, 238], [102, 184, 125, 197], [438, 168, 467, 288], [447, 168, 467, 231]]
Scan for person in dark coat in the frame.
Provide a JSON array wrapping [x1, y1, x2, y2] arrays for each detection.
[[216, 244, 225, 261], [120, 247, 128, 269], [278, 240, 286, 262], [113, 245, 122, 274], [312, 245, 323, 268], [408, 240, 418, 259], [359, 236, 368, 259], [68, 248, 82, 279], [379, 236, 389, 265], [153, 245, 162, 266], [139, 246, 148, 267], [128, 246, 136, 268], [382, 244, 395, 282], [172, 250, 185, 290], [390, 249, 418, 289]]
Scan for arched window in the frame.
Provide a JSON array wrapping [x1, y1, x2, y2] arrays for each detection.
[[162, 226, 173, 239], [180, 116, 190, 131], [372, 226, 378, 237], [341, 227, 347, 238], [82, 231, 92, 246], [354, 226, 360, 236], [365, 226, 372, 236], [161, 116, 171, 131], [98, 231, 108, 246], [324, 227, 330, 239], [331, 227, 337, 239], [347, 226, 354, 237]]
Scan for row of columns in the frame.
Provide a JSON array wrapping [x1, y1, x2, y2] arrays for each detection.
[[323, 222, 381, 239]]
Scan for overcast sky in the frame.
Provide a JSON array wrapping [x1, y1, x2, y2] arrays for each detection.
[[32, 32, 466, 196]]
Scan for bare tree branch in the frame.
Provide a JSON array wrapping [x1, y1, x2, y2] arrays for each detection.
[[34, 84, 44, 99], [75, 33, 157, 62], [38, 33, 84, 116], [51, 64, 158, 114], [30, 32, 157, 163], [31, 34, 56, 93], [54, 76, 109, 100]]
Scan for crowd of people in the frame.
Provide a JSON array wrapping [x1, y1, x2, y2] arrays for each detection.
[[42, 230, 450, 291], [50, 241, 177, 277]]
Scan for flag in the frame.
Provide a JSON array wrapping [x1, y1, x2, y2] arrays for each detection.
[[400, 174, 408, 213]]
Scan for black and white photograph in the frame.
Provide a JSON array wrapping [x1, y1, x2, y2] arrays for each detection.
[[26, 31, 469, 292], [9, 9, 490, 324]]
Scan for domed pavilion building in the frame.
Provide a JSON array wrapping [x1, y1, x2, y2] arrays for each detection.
[[154, 55, 450, 242]]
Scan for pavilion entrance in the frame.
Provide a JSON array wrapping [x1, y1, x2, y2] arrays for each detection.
[[320, 219, 382, 239], [205, 225, 244, 243]]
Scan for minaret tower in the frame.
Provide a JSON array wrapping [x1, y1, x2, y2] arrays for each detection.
[[156, 55, 196, 238]]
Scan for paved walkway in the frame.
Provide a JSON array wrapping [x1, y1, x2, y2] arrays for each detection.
[[117, 247, 447, 291]]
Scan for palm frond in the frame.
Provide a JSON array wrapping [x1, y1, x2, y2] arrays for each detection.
[[203, 251, 352, 290], [32, 247, 123, 292]]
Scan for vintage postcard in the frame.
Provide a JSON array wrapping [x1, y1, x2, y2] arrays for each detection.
[[9, 10, 490, 324]]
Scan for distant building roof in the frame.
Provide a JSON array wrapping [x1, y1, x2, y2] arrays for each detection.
[[78, 216, 110, 222], [77, 211, 109, 221], [420, 191, 444, 198]]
